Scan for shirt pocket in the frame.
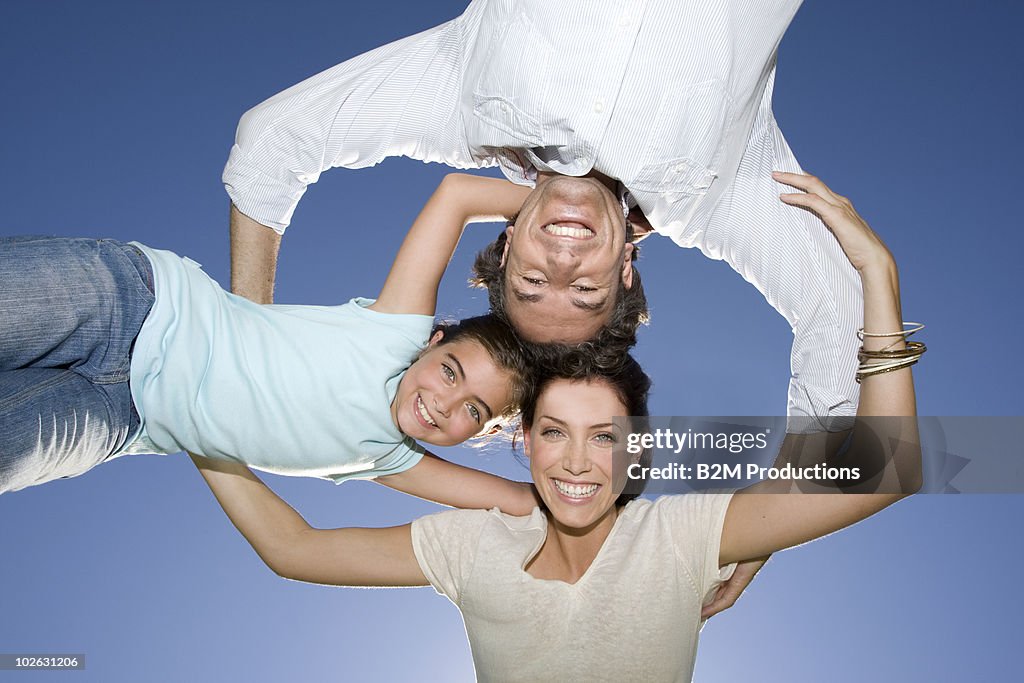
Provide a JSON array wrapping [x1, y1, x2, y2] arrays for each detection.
[[628, 79, 734, 201], [470, 11, 553, 147]]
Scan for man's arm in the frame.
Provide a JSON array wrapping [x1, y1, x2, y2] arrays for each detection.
[[223, 19, 473, 304], [230, 204, 281, 304]]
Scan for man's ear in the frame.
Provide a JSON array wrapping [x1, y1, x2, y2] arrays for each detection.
[[500, 226, 514, 268], [620, 242, 635, 289]]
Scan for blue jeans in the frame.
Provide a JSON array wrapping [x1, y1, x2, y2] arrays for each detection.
[[0, 236, 155, 494]]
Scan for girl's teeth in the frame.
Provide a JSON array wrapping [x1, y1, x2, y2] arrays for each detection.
[[417, 397, 437, 426]]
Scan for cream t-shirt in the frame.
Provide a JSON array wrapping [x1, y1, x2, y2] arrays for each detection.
[[412, 494, 735, 682]]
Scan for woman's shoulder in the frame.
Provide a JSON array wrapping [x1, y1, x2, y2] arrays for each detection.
[[410, 507, 548, 590], [623, 493, 735, 528], [414, 506, 546, 539]]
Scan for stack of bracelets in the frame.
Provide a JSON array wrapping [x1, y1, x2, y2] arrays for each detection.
[[856, 322, 927, 384]]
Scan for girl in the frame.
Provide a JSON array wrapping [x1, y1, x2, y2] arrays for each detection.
[[192, 172, 924, 680], [1, 174, 539, 515]]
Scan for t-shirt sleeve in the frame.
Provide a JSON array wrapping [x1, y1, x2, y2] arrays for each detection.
[[326, 437, 425, 484], [347, 297, 435, 347], [323, 297, 433, 484], [657, 493, 736, 602], [411, 508, 492, 605]]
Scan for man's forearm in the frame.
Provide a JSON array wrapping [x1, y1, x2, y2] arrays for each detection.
[[230, 204, 282, 304]]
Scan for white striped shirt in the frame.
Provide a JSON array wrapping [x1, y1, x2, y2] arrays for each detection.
[[222, 0, 862, 428]]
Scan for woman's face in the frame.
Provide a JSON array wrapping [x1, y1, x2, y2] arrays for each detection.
[[525, 378, 628, 531]]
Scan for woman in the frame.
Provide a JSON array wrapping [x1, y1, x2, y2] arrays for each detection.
[[194, 172, 923, 681]]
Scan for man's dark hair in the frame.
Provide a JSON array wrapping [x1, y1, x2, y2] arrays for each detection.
[[469, 220, 649, 370]]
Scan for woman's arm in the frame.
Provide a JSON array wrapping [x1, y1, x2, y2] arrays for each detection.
[[369, 174, 531, 316], [377, 452, 540, 515], [720, 172, 922, 566], [191, 454, 427, 587]]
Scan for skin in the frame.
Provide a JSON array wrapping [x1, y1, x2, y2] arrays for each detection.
[[521, 378, 630, 583], [500, 172, 635, 343], [390, 332, 515, 447], [195, 173, 920, 596], [232, 175, 539, 517], [220, 171, 903, 613]]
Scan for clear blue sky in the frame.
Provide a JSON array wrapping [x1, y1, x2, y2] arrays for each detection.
[[1, 1, 1022, 681]]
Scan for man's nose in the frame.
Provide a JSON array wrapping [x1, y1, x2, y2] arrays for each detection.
[[546, 248, 580, 272]]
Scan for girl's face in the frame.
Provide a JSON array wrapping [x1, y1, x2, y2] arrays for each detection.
[[393, 333, 513, 447], [525, 378, 628, 531]]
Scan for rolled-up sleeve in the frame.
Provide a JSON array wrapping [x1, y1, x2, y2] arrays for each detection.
[[223, 19, 477, 234]]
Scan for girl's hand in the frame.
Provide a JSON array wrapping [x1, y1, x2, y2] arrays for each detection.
[[773, 171, 894, 275], [439, 173, 533, 223]]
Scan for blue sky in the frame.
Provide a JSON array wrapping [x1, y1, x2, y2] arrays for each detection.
[[1, 1, 1022, 681]]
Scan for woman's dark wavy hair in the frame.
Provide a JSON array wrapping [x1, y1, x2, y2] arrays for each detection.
[[520, 351, 653, 506], [430, 314, 533, 421], [469, 220, 649, 370]]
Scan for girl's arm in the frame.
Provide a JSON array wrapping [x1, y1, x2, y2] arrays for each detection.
[[720, 172, 922, 566], [369, 174, 531, 315], [191, 454, 427, 587], [378, 452, 540, 515]]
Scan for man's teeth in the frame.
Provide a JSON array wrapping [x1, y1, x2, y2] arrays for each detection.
[[553, 479, 599, 499], [543, 223, 592, 238], [417, 397, 437, 427]]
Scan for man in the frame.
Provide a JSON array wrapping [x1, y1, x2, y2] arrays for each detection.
[[222, 0, 863, 612], [224, 0, 861, 423]]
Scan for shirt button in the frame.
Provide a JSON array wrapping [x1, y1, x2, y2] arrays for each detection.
[[618, 15, 630, 27], [593, 98, 605, 113]]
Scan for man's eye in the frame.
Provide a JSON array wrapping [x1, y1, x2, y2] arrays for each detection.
[[467, 404, 481, 422], [442, 365, 456, 382], [524, 277, 545, 286], [574, 285, 597, 293]]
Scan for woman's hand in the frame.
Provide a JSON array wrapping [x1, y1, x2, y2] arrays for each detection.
[[773, 171, 894, 276], [719, 174, 920, 566]]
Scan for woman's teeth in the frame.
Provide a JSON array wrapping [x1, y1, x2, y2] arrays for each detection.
[[553, 479, 599, 499], [417, 396, 437, 427]]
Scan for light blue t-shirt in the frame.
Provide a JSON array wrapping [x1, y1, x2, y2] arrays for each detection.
[[125, 244, 432, 482]]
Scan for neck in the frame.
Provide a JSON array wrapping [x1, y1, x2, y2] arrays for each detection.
[[536, 169, 618, 193], [532, 506, 619, 584]]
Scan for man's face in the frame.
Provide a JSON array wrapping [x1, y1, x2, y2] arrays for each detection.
[[502, 175, 634, 343]]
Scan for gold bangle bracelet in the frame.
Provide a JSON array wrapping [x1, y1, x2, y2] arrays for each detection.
[[857, 322, 925, 340]]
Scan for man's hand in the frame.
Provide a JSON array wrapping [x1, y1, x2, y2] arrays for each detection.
[[230, 204, 281, 304], [701, 555, 769, 619]]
